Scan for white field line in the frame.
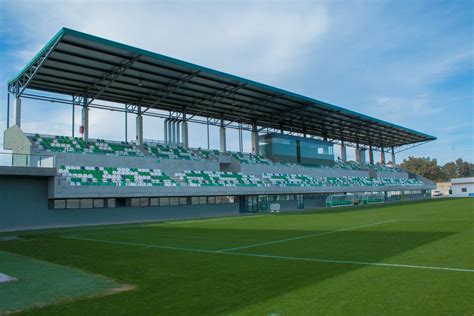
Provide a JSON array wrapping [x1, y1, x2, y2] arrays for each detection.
[[223, 252, 474, 273], [59, 235, 474, 273], [399, 219, 473, 221], [215, 219, 399, 252], [60, 236, 216, 254]]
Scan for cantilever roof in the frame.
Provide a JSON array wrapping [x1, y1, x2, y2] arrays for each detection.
[[8, 28, 436, 148]]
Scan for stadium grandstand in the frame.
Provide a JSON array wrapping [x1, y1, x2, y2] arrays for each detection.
[[1, 28, 437, 231]]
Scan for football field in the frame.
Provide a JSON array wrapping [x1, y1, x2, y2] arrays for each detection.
[[1, 198, 473, 315]]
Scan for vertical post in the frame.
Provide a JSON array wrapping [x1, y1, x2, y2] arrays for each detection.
[[171, 119, 176, 145], [176, 120, 181, 145], [164, 118, 168, 144], [239, 123, 243, 153], [251, 121, 259, 155], [380, 145, 386, 165], [182, 113, 189, 149], [369, 144, 374, 165], [391, 146, 396, 165], [124, 105, 128, 143], [340, 141, 347, 162], [71, 96, 75, 137], [206, 118, 210, 150], [168, 117, 173, 145], [6, 92, 10, 129], [136, 106, 143, 146], [355, 143, 360, 163], [219, 116, 227, 153], [81, 95, 89, 142], [359, 148, 366, 164], [13, 96, 21, 127]]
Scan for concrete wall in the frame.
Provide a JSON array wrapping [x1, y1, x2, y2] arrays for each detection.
[[0, 175, 238, 232]]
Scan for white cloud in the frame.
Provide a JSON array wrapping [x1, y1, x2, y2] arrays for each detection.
[[6, 1, 329, 82]]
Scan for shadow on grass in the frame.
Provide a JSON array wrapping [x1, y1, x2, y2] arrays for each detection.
[[0, 224, 456, 315]]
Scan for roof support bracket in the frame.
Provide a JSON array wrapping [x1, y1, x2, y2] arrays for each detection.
[[9, 35, 63, 98], [86, 54, 141, 106]]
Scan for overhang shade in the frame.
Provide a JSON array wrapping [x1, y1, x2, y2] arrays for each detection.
[[8, 28, 436, 148]]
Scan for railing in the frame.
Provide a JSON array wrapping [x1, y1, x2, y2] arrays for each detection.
[[0, 152, 56, 168]]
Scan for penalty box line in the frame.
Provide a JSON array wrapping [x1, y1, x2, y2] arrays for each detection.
[[59, 235, 474, 273]]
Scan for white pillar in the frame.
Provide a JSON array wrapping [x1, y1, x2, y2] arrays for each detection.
[[13, 97, 21, 127], [359, 149, 366, 164], [164, 119, 168, 144], [170, 119, 176, 145], [182, 120, 188, 149], [340, 143, 347, 162], [380, 146, 386, 165], [251, 122, 259, 155], [176, 121, 181, 145], [391, 147, 396, 165], [81, 104, 89, 142], [369, 145, 374, 165], [136, 113, 143, 145], [219, 119, 226, 153]]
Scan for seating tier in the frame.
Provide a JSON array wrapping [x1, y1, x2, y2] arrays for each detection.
[[29, 134, 143, 157], [176, 171, 267, 187], [144, 143, 200, 160], [58, 166, 177, 187]]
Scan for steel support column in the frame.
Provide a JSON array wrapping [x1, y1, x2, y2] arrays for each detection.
[[81, 96, 89, 141], [182, 113, 189, 149], [13, 96, 21, 127], [251, 121, 259, 155], [136, 107, 143, 146], [391, 146, 396, 165], [369, 145, 374, 165], [125, 104, 128, 143], [380, 146, 386, 165], [220, 117, 227, 153], [207, 118, 210, 150], [340, 141, 347, 162], [6, 93, 10, 129], [355, 144, 360, 163], [71, 96, 75, 137]]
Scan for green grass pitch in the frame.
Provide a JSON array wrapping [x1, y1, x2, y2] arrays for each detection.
[[0, 198, 473, 315]]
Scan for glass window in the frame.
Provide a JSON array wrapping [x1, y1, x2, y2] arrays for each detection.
[[54, 200, 66, 209], [461, 188, 467, 192], [191, 197, 200, 205], [67, 199, 80, 209], [160, 198, 170, 206], [208, 196, 215, 204], [179, 197, 187, 205], [140, 198, 149, 207], [199, 197, 207, 204], [150, 198, 159, 206], [93, 199, 104, 208], [107, 199, 116, 208], [131, 198, 140, 207]]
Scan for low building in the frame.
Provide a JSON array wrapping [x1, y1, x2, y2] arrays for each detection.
[[450, 177, 474, 197], [432, 182, 451, 197]]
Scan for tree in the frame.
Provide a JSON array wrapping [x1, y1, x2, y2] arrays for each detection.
[[441, 161, 458, 179], [400, 157, 474, 182], [400, 157, 447, 182], [455, 158, 474, 177]]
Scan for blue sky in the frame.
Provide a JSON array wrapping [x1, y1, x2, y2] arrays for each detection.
[[0, 0, 472, 164]]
